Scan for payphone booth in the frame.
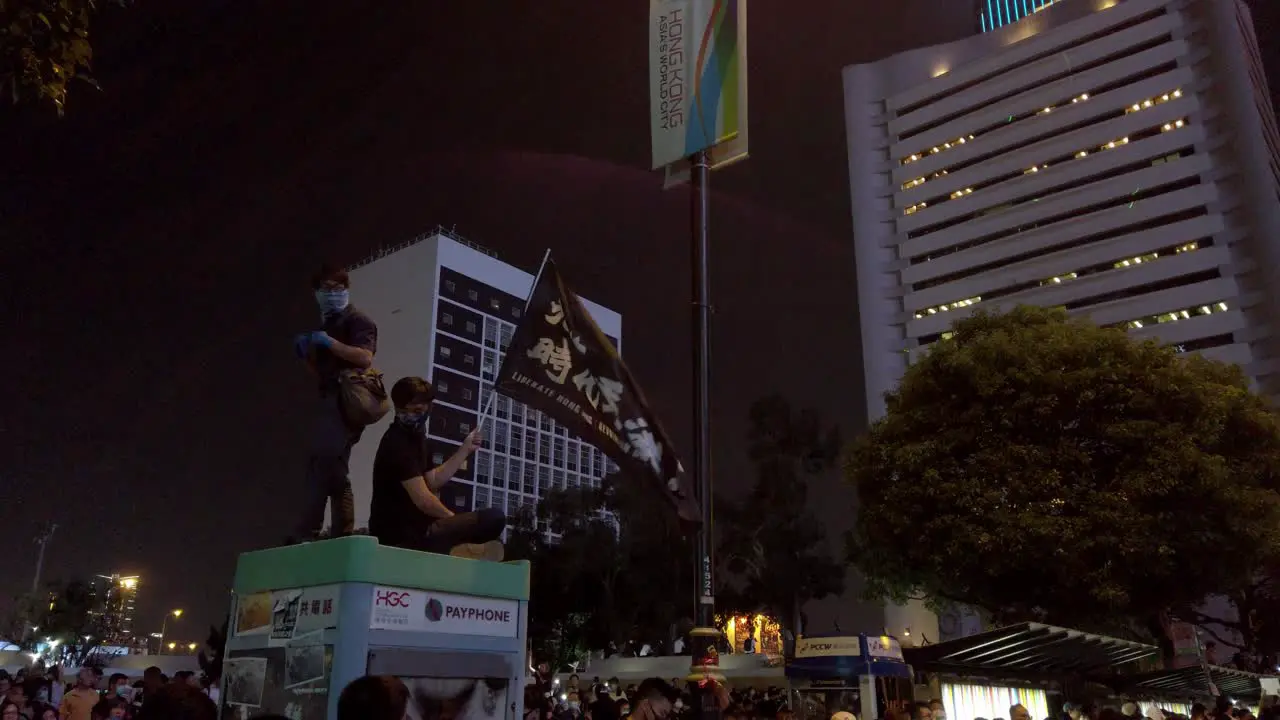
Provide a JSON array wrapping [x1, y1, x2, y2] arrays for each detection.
[[221, 536, 530, 720], [785, 635, 912, 720]]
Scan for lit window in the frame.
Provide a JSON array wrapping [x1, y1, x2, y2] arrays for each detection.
[[440, 346, 452, 358], [441, 312, 453, 326]]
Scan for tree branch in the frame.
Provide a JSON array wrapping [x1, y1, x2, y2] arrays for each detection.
[[1187, 620, 1245, 651], [1181, 609, 1245, 634]]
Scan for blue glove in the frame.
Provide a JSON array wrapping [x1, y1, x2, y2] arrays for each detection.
[[308, 331, 335, 349], [293, 333, 311, 359]]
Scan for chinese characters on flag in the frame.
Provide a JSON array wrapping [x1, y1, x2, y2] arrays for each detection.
[[493, 257, 701, 525]]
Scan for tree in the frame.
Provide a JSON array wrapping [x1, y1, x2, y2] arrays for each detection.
[[36, 579, 120, 666], [507, 475, 694, 669], [198, 618, 228, 686], [717, 395, 846, 640], [1, 0, 128, 113], [845, 306, 1280, 654]]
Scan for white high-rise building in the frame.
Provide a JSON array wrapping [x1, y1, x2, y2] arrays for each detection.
[[346, 229, 622, 532], [843, 0, 1280, 638]]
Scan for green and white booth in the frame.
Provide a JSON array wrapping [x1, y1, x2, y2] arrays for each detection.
[[221, 536, 530, 720]]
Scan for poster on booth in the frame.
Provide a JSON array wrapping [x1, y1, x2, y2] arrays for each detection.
[[233, 585, 340, 642], [369, 586, 519, 637], [220, 641, 333, 720], [399, 677, 510, 720]]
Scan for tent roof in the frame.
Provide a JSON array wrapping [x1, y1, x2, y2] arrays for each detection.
[[903, 622, 1158, 675], [1128, 665, 1276, 698]]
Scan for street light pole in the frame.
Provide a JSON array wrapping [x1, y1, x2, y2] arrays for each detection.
[[158, 609, 183, 655], [686, 148, 723, 720]]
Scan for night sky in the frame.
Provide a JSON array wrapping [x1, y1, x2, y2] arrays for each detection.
[[1, 1, 1277, 641]]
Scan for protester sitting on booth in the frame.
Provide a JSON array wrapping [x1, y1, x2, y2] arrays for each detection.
[[369, 376, 506, 560]]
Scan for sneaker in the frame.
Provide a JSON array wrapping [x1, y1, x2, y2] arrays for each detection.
[[449, 541, 505, 562]]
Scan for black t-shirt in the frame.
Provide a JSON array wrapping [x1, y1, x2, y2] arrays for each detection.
[[369, 421, 435, 544], [315, 306, 378, 394]]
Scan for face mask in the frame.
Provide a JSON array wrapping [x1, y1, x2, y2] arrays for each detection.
[[396, 411, 428, 428], [568, 702, 580, 711], [116, 685, 128, 696], [36, 690, 48, 702], [315, 289, 349, 316]]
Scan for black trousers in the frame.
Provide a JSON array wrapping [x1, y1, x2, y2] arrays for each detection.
[[391, 508, 507, 554], [295, 396, 359, 537]]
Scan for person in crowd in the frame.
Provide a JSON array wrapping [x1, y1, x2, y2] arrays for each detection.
[[132, 684, 214, 720], [89, 697, 127, 720], [291, 261, 378, 543], [58, 668, 99, 720], [43, 669, 63, 710], [0, 679, 10, 703], [38, 708, 57, 720], [368, 376, 505, 560], [104, 677, 128, 705], [1012, 705, 1032, 720], [29, 678, 53, 710], [6, 681, 36, 720], [337, 675, 409, 720], [930, 700, 946, 720], [4, 701, 22, 720]]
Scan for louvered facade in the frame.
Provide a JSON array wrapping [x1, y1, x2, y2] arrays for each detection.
[[846, 0, 1280, 435]]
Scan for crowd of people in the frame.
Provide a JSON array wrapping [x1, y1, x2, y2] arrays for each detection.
[[0, 666, 218, 720], [521, 671, 794, 720]]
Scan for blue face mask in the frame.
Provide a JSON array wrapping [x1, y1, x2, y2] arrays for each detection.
[[396, 411, 428, 429], [315, 289, 349, 317]]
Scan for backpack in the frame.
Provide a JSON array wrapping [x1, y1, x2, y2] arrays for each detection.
[[338, 367, 391, 427]]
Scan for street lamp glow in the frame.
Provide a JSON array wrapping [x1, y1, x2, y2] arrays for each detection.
[[188, 643, 197, 651], [167, 642, 176, 650], [119, 577, 138, 590], [171, 609, 183, 618]]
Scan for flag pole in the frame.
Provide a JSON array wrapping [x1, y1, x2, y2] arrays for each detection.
[[687, 147, 722, 716], [484, 248, 551, 435]]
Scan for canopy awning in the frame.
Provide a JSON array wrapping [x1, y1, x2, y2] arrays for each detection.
[[903, 622, 1158, 675], [1128, 665, 1276, 699]]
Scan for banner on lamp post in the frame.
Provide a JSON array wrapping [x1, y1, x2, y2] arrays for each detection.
[[649, 0, 749, 178]]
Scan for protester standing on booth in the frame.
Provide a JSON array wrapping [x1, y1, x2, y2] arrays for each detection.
[[291, 262, 378, 542]]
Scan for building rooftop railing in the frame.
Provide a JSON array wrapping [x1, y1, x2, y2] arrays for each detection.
[[348, 224, 499, 271]]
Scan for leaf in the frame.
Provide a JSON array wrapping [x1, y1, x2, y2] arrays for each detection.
[[36, 12, 51, 27]]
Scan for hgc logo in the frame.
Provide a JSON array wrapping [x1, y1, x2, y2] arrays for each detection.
[[375, 590, 410, 608]]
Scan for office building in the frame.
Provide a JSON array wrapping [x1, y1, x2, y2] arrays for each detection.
[[843, 0, 1280, 638], [346, 229, 623, 532], [87, 573, 139, 645]]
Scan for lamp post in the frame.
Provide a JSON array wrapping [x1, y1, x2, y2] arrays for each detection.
[[158, 609, 183, 655]]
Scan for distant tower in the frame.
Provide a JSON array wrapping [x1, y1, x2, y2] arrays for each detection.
[[88, 574, 140, 646]]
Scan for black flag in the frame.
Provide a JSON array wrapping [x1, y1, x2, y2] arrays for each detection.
[[493, 256, 700, 525]]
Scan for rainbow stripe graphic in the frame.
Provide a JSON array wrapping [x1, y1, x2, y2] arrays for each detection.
[[685, 0, 741, 155]]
